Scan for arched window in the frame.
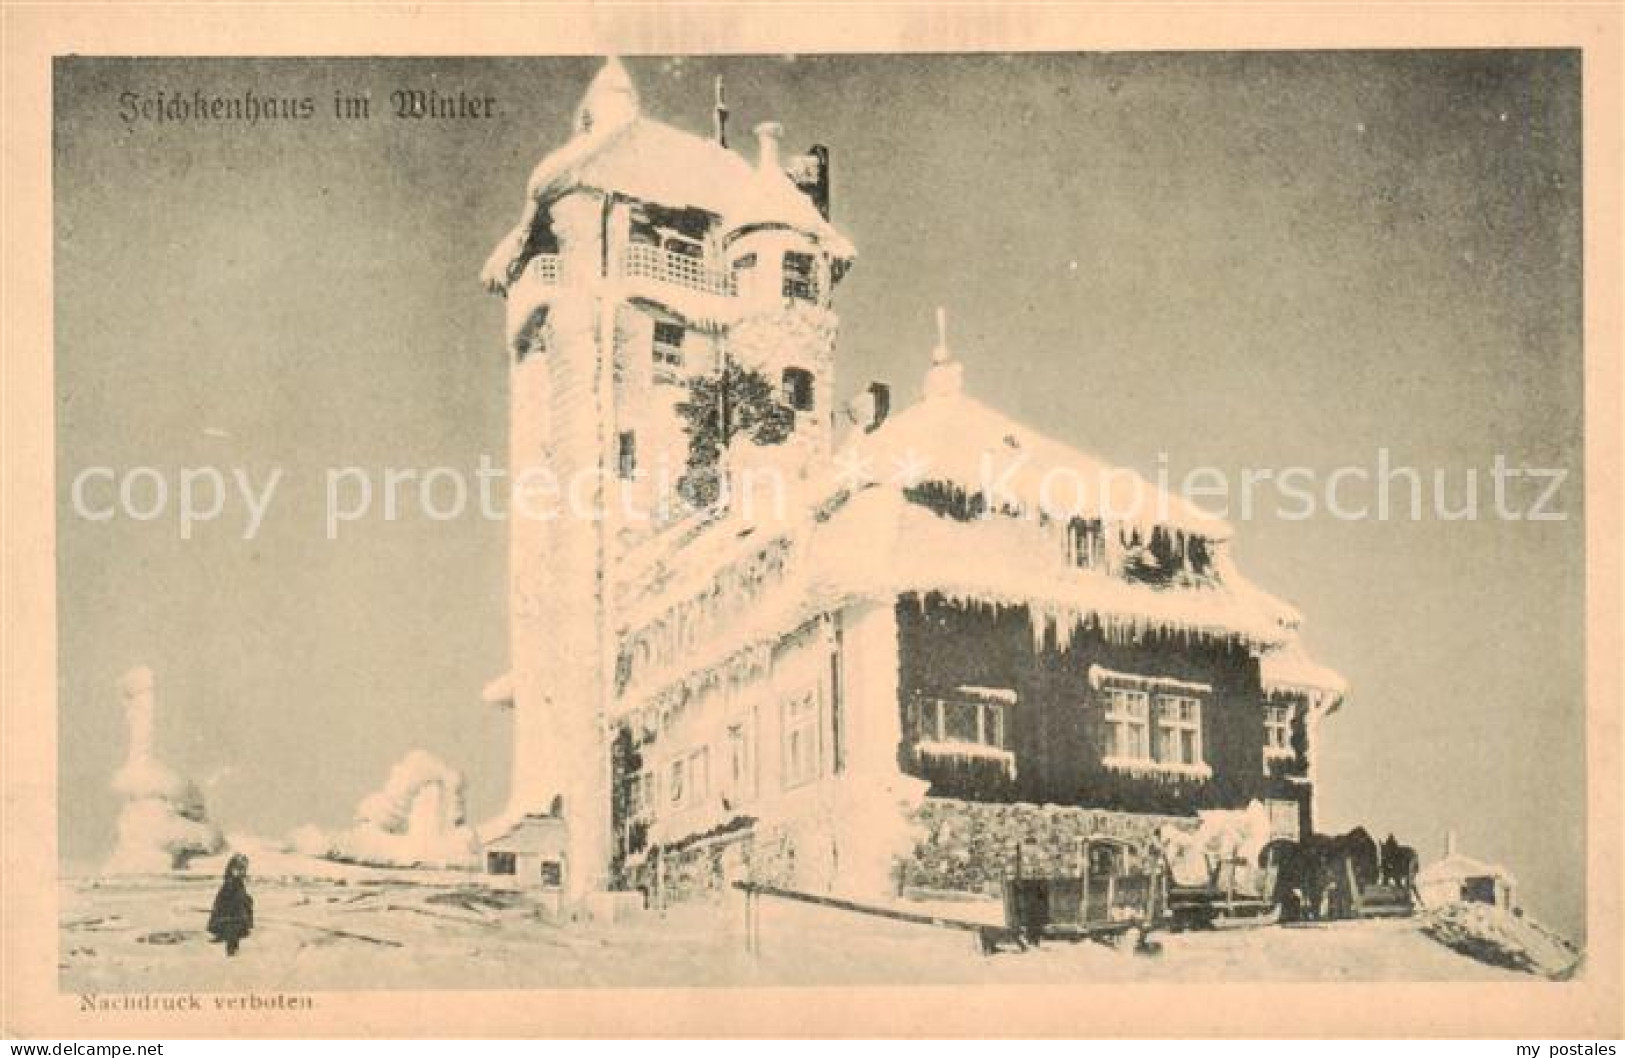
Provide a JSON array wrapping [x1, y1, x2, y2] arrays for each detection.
[[782, 367, 815, 412]]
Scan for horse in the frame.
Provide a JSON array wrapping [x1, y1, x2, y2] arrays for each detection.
[[1273, 828, 1381, 921], [1379, 833, 1420, 890], [1338, 826, 1381, 890], [1270, 837, 1334, 921]]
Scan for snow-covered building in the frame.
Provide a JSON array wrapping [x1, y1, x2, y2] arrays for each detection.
[[480, 59, 1346, 902], [483, 813, 568, 895], [1417, 832, 1517, 911]]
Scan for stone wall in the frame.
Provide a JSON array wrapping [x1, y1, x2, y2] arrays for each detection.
[[899, 797, 1196, 897], [630, 797, 1204, 905], [625, 818, 831, 903]]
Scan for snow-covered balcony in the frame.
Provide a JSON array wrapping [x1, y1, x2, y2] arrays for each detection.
[[619, 242, 737, 325]]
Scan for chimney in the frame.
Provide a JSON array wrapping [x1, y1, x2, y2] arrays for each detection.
[[1445, 829, 1459, 857], [753, 121, 783, 172], [788, 145, 832, 219], [713, 75, 729, 148]]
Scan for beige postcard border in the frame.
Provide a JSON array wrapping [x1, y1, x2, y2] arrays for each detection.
[[2, 1, 1620, 1040]]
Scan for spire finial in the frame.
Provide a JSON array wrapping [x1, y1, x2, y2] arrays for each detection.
[[925, 306, 963, 399], [932, 306, 950, 365]]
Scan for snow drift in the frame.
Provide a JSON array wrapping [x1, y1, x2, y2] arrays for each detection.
[[105, 667, 223, 873], [294, 750, 480, 870], [1421, 902, 1581, 978]]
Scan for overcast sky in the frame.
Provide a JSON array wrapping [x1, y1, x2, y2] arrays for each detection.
[[55, 52, 1584, 938]]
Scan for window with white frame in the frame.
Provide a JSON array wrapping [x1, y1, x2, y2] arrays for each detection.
[[782, 691, 821, 788], [667, 748, 709, 811], [1156, 695, 1203, 767], [782, 251, 818, 301], [1101, 680, 1209, 774], [689, 747, 709, 805], [1264, 703, 1294, 756], [1104, 687, 1151, 761], [914, 695, 1007, 750], [652, 321, 685, 382], [666, 757, 685, 809], [726, 720, 755, 801]]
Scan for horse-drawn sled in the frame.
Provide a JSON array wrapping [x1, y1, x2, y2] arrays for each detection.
[[732, 809, 1422, 958], [1000, 808, 1424, 944], [1001, 837, 1165, 948], [1152, 806, 1422, 930]]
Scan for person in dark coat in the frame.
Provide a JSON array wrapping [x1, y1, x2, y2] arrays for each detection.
[[207, 853, 254, 956]]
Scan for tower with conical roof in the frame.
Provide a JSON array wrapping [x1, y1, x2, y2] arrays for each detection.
[[481, 58, 855, 896]]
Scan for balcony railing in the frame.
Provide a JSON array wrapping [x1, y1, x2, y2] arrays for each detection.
[[623, 242, 737, 298], [514, 247, 740, 301]]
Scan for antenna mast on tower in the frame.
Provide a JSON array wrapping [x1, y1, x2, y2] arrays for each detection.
[[713, 75, 729, 148]]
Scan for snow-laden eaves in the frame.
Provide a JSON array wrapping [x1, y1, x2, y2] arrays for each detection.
[[1259, 638, 1348, 710], [613, 486, 1309, 725]]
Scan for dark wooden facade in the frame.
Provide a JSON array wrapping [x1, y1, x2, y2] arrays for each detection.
[[894, 592, 1313, 832]]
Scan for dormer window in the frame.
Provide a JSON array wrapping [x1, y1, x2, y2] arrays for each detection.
[[782, 251, 818, 302], [652, 321, 685, 382], [1067, 518, 1105, 570], [782, 367, 815, 412]]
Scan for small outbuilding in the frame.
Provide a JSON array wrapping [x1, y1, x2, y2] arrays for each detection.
[[1417, 831, 1516, 911], [482, 814, 567, 898]]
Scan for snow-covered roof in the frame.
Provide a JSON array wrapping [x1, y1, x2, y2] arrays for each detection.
[[1418, 851, 1517, 888], [822, 489, 1291, 644], [485, 814, 566, 856], [1260, 638, 1349, 708], [613, 485, 1312, 719], [482, 60, 852, 292], [611, 351, 1347, 717], [837, 363, 1232, 540]]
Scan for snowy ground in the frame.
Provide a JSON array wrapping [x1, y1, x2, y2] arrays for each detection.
[[59, 872, 1540, 991]]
